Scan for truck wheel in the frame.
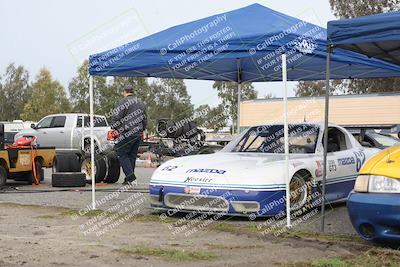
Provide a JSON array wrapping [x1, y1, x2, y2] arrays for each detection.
[[52, 173, 86, 187], [53, 154, 80, 173], [0, 166, 7, 187], [104, 152, 120, 184], [28, 160, 44, 185], [81, 154, 107, 183]]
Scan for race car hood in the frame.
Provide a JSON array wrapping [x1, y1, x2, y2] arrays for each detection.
[[151, 152, 314, 189], [360, 145, 400, 179]]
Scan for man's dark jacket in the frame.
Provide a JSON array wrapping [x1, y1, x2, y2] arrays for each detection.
[[111, 96, 147, 139]]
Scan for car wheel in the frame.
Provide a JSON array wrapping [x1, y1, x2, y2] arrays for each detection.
[[53, 154, 80, 172], [81, 154, 107, 183], [103, 152, 120, 184], [0, 166, 7, 187], [289, 172, 312, 212], [28, 160, 44, 185], [52, 173, 86, 187]]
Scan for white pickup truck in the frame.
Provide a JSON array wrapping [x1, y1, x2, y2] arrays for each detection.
[[15, 113, 113, 154], [15, 113, 120, 183]]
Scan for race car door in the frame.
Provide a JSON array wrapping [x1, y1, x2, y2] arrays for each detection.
[[324, 127, 362, 201]]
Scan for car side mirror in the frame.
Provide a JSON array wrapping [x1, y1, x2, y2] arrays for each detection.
[[30, 123, 36, 129], [360, 141, 373, 148]]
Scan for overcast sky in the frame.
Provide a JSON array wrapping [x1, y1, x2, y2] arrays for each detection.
[[0, 0, 336, 107]]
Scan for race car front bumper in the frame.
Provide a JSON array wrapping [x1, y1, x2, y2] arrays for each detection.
[[149, 184, 289, 217], [347, 191, 400, 245]]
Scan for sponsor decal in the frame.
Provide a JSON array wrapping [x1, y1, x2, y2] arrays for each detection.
[[184, 186, 201, 194], [186, 168, 226, 174], [337, 157, 355, 166], [328, 160, 337, 172], [162, 165, 178, 171], [354, 151, 366, 172], [184, 177, 213, 183]]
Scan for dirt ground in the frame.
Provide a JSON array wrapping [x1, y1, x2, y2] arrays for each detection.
[[0, 202, 377, 267]]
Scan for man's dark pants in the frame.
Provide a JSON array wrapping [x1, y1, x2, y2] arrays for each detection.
[[115, 134, 141, 183]]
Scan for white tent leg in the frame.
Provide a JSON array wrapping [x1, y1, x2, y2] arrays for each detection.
[[89, 75, 96, 210], [237, 82, 242, 134], [321, 48, 331, 232], [236, 58, 242, 135], [282, 53, 291, 228]]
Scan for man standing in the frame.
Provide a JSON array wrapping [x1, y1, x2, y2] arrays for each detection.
[[111, 86, 147, 185]]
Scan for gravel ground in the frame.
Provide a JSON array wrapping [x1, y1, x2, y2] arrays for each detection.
[[0, 167, 356, 235]]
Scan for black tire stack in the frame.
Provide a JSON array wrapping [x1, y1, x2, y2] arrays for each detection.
[[52, 152, 121, 187], [80, 152, 121, 184], [52, 153, 86, 187]]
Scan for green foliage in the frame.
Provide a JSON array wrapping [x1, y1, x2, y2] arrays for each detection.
[[329, 0, 399, 19], [21, 68, 70, 121], [0, 63, 30, 121], [295, 80, 347, 97], [147, 78, 194, 132], [68, 60, 107, 113], [194, 104, 228, 131], [213, 81, 257, 129]]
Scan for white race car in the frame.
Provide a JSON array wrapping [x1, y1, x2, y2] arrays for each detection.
[[149, 123, 379, 216]]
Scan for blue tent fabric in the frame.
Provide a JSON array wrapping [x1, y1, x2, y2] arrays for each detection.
[[328, 11, 400, 65], [89, 4, 400, 82]]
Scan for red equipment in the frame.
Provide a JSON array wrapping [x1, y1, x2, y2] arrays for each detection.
[[6, 136, 40, 185], [107, 130, 120, 141]]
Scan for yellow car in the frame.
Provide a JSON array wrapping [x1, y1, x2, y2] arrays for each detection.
[[348, 145, 400, 245]]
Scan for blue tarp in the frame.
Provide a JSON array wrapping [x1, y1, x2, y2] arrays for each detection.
[[328, 11, 400, 65], [89, 3, 400, 82]]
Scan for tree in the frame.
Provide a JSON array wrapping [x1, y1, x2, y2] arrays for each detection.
[[151, 78, 194, 122], [295, 80, 348, 97], [21, 68, 70, 121], [213, 81, 257, 130], [68, 60, 107, 113], [195, 104, 228, 131], [0, 63, 30, 121], [103, 76, 151, 115], [329, 0, 399, 19]]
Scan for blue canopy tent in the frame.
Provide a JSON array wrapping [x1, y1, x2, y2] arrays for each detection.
[[88, 4, 400, 228], [323, 11, 400, 231], [328, 11, 400, 65]]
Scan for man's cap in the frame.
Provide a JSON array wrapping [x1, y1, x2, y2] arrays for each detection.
[[123, 85, 134, 93]]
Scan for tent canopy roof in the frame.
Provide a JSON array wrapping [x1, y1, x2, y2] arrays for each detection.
[[328, 11, 400, 65], [89, 4, 400, 82]]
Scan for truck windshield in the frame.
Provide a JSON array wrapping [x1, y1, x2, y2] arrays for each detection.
[[222, 124, 319, 154]]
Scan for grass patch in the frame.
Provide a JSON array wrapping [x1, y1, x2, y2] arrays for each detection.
[[209, 222, 359, 244], [118, 245, 216, 262], [206, 243, 264, 250], [281, 229, 358, 243], [35, 214, 59, 219], [283, 248, 400, 267]]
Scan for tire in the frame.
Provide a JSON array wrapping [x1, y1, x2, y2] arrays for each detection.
[[52, 172, 86, 187], [104, 152, 121, 184], [81, 154, 107, 183], [0, 166, 7, 187], [53, 154, 80, 173], [289, 172, 313, 212], [28, 160, 44, 185]]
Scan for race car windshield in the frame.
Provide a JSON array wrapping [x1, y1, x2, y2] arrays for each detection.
[[223, 125, 319, 154]]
